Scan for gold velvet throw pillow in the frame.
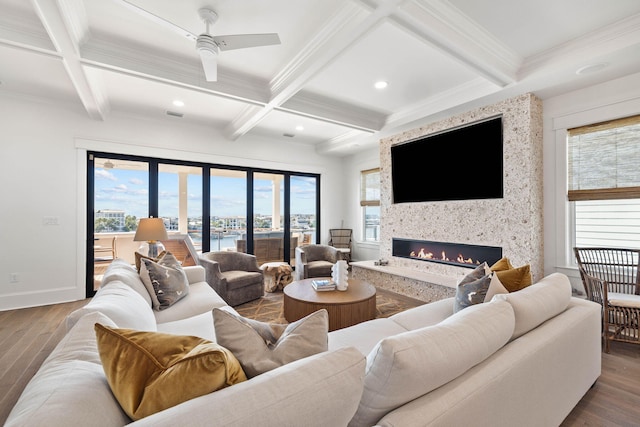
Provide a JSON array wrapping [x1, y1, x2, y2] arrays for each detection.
[[490, 257, 532, 292], [490, 257, 514, 272], [95, 323, 247, 421], [495, 264, 532, 292]]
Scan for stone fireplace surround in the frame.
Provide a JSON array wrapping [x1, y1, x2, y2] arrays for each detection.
[[352, 93, 543, 302]]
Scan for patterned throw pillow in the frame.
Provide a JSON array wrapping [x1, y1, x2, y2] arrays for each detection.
[[140, 251, 189, 310], [213, 308, 328, 378], [95, 323, 246, 420], [134, 250, 166, 272], [454, 262, 508, 312]]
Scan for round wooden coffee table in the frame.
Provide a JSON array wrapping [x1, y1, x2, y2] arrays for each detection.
[[283, 278, 376, 331]]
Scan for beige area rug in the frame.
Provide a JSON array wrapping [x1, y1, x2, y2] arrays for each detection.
[[235, 287, 426, 324]]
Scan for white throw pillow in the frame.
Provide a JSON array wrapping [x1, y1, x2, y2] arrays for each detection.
[[349, 299, 515, 427]]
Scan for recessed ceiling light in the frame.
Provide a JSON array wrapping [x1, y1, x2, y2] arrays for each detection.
[[576, 63, 609, 75], [295, 125, 304, 131], [172, 100, 185, 107], [374, 81, 388, 89]]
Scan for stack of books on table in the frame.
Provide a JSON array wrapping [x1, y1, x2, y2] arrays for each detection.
[[311, 279, 336, 291]]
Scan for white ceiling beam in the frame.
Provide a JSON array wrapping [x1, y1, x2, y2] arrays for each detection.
[[279, 91, 384, 132], [224, 0, 406, 140], [390, 0, 520, 87], [519, 13, 640, 78], [30, 0, 108, 120]]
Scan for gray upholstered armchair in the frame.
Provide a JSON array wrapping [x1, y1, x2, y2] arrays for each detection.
[[295, 244, 342, 281], [199, 251, 264, 307]]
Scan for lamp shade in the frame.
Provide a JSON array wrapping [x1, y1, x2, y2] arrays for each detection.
[[133, 218, 168, 242]]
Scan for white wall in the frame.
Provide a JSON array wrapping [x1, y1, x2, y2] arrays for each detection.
[[543, 71, 640, 293], [0, 94, 346, 311]]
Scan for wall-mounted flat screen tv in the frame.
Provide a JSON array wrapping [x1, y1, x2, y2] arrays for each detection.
[[391, 116, 503, 204]]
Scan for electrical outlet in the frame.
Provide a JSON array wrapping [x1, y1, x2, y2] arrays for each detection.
[[43, 216, 59, 225], [9, 273, 19, 283]]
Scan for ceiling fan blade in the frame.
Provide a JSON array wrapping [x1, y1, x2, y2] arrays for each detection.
[[213, 33, 281, 51], [198, 48, 218, 81], [115, 0, 198, 42]]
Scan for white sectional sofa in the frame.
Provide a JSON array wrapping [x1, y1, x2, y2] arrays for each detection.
[[5, 259, 601, 427]]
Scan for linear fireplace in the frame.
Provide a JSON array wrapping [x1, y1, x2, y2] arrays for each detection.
[[392, 238, 502, 269]]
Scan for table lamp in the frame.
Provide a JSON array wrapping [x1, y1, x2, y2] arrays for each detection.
[[133, 217, 168, 258]]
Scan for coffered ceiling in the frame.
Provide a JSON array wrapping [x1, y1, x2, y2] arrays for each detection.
[[1, 0, 640, 155]]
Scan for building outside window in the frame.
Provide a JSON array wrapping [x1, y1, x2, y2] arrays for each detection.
[[361, 168, 380, 242], [568, 114, 640, 250]]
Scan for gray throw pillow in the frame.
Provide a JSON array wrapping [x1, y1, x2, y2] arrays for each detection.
[[213, 308, 328, 378], [454, 262, 508, 312], [455, 274, 493, 312], [140, 251, 189, 310]]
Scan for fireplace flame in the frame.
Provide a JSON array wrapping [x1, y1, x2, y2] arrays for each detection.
[[410, 247, 480, 265]]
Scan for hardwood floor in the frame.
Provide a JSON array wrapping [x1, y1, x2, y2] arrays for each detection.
[[1, 298, 639, 426], [0, 299, 90, 424]]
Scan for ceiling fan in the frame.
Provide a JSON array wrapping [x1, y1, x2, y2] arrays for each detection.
[[116, 1, 281, 81]]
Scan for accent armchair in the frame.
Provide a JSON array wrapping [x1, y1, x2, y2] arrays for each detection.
[[295, 244, 342, 281], [329, 228, 352, 263], [199, 251, 264, 307]]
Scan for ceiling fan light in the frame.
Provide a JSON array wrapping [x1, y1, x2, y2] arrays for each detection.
[[196, 34, 219, 54], [196, 34, 219, 81]]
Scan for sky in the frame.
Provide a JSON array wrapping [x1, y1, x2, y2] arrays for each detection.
[[94, 166, 317, 219]]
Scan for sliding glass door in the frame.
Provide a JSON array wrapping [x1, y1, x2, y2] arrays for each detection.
[[158, 164, 203, 249], [91, 156, 149, 291], [87, 152, 320, 297], [210, 168, 247, 252], [290, 175, 318, 245], [251, 172, 286, 265]]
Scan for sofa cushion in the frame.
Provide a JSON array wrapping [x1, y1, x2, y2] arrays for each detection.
[[141, 252, 189, 310], [348, 299, 515, 427], [132, 347, 366, 427], [328, 318, 409, 355], [224, 270, 264, 291], [95, 324, 247, 421], [66, 281, 157, 331], [307, 260, 334, 277], [153, 281, 228, 325], [100, 258, 152, 306], [389, 297, 453, 330], [213, 308, 328, 378], [5, 312, 131, 427], [493, 272, 572, 339]]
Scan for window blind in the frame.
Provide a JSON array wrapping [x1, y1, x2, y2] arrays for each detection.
[[568, 114, 640, 201], [360, 168, 380, 207]]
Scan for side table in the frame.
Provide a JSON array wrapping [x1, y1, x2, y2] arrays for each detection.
[[260, 262, 293, 292]]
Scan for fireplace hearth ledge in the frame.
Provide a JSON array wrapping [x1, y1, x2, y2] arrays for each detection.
[[351, 261, 457, 288], [350, 260, 458, 302]]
